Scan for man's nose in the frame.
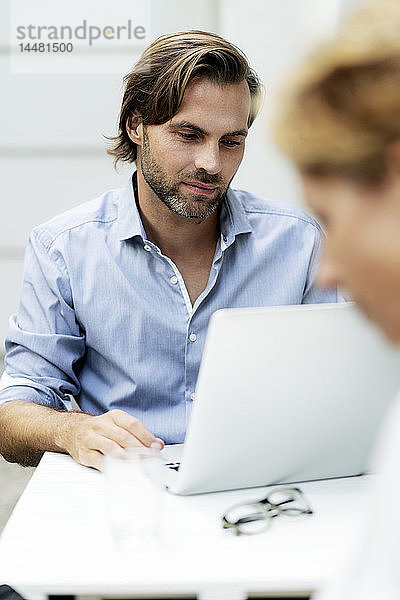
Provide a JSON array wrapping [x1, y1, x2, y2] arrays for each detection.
[[194, 142, 222, 175]]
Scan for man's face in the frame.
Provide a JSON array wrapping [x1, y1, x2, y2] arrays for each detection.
[[302, 173, 400, 343], [136, 78, 250, 220]]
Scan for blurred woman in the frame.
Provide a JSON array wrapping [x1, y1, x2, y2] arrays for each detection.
[[273, 1, 400, 598]]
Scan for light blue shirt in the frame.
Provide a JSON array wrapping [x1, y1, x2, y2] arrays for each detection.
[[0, 175, 340, 443]]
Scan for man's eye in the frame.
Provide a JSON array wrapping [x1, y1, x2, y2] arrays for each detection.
[[178, 132, 198, 141], [222, 139, 241, 147]]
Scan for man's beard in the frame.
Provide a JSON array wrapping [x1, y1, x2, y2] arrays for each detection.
[[140, 128, 229, 220]]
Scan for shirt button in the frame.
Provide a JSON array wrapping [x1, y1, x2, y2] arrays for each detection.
[[189, 333, 197, 342], [170, 275, 178, 285], [143, 244, 151, 252], [190, 392, 196, 401]]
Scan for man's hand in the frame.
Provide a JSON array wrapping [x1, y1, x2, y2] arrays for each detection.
[[57, 409, 165, 470], [0, 401, 165, 470]]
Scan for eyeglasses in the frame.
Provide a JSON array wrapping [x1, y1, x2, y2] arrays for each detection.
[[221, 486, 313, 536]]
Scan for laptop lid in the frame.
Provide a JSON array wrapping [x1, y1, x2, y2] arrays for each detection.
[[167, 303, 400, 495]]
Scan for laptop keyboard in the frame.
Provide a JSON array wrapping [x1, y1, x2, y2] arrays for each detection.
[[165, 461, 181, 472]]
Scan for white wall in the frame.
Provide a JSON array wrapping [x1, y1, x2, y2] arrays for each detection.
[[0, 0, 360, 354]]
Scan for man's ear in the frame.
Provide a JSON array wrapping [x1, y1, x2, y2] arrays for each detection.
[[126, 110, 143, 146]]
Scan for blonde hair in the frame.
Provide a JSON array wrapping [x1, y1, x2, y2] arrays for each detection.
[[108, 30, 261, 166], [273, 0, 400, 183]]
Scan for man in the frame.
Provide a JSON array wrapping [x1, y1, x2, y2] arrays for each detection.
[[0, 31, 338, 470], [272, 1, 400, 597]]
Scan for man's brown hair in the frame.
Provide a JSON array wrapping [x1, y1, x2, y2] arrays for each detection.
[[108, 30, 261, 166]]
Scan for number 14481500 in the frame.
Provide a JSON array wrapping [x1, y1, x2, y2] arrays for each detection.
[[19, 42, 73, 53]]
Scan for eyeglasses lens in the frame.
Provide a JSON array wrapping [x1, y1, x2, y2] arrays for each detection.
[[267, 488, 312, 515], [225, 502, 271, 535]]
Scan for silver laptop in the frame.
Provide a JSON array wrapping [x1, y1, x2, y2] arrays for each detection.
[[162, 303, 400, 495]]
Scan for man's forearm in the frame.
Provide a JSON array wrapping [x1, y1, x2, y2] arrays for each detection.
[[0, 400, 163, 470], [0, 400, 83, 467]]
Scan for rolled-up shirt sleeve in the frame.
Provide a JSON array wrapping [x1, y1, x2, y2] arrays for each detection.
[[0, 228, 85, 410]]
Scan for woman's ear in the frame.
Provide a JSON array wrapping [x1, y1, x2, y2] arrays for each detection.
[[385, 139, 400, 179], [126, 110, 143, 146]]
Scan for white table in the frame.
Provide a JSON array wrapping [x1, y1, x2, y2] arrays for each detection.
[[0, 452, 371, 600]]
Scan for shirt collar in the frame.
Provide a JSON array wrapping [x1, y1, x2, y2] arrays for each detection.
[[118, 172, 252, 244], [118, 172, 147, 241], [220, 187, 252, 249]]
